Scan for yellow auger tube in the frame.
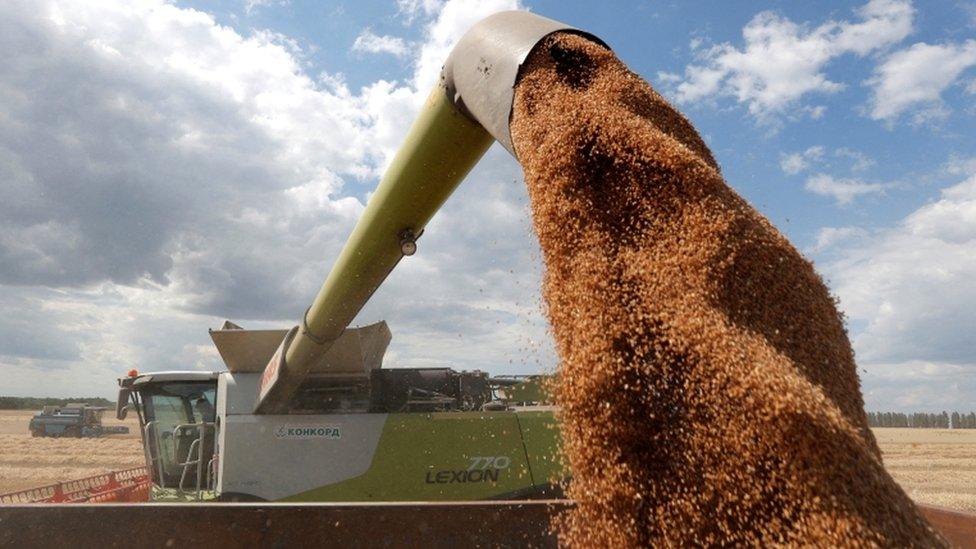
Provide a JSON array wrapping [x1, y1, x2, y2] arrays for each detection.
[[256, 86, 493, 412]]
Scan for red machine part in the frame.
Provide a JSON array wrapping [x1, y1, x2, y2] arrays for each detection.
[[0, 466, 150, 504]]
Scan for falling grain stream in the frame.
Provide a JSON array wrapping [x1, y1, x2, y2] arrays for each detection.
[[510, 33, 944, 547]]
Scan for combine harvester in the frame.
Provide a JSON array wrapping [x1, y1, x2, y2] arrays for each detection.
[[106, 11, 595, 506], [3, 10, 976, 547], [28, 403, 130, 438], [115, 321, 559, 502]]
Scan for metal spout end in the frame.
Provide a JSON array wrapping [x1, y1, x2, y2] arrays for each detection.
[[441, 10, 608, 157]]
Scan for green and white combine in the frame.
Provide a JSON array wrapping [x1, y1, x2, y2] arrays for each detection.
[[117, 322, 561, 502], [116, 10, 604, 503]]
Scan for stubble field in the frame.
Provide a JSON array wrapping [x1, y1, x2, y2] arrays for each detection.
[[874, 428, 976, 513], [0, 410, 143, 493], [0, 410, 973, 513]]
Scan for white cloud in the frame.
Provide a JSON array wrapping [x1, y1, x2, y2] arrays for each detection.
[[835, 147, 876, 171], [820, 167, 976, 410], [352, 29, 410, 57], [809, 226, 867, 253], [780, 155, 807, 175], [781, 146, 877, 176], [244, 0, 288, 15], [804, 105, 827, 119], [666, 0, 914, 123], [945, 154, 976, 177], [780, 145, 825, 175], [867, 40, 976, 122], [904, 176, 976, 242], [860, 361, 976, 412], [964, 2, 976, 27], [0, 0, 381, 292], [655, 71, 682, 85], [396, 0, 444, 23], [804, 174, 886, 205], [0, 0, 544, 397]]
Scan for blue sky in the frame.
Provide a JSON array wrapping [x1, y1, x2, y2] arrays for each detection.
[[0, 0, 974, 411], [178, 0, 976, 243]]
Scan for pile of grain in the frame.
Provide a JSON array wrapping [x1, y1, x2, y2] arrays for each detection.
[[510, 33, 944, 546]]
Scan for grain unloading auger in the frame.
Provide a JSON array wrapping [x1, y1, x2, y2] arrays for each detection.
[[254, 11, 605, 414], [108, 11, 598, 505]]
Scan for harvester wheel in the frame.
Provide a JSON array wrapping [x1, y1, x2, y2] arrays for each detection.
[[64, 427, 81, 438]]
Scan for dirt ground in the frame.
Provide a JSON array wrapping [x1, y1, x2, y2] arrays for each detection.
[[0, 411, 973, 512], [0, 410, 143, 493]]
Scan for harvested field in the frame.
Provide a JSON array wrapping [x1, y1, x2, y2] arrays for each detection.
[[875, 428, 976, 514], [0, 410, 143, 493]]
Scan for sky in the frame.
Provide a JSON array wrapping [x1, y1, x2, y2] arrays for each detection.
[[0, 0, 974, 412]]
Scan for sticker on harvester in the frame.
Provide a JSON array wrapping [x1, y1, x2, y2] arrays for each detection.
[[274, 425, 341, 440]]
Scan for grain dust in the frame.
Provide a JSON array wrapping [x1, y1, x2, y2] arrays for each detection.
[[510, 33, 944, 547]]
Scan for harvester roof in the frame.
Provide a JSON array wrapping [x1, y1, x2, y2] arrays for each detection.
[[128, 371, 220, 384]]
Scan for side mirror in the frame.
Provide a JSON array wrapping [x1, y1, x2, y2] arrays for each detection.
[[116, 388, 131, 420]]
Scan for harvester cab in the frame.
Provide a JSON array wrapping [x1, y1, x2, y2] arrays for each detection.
[[118, 371, 219, 500]]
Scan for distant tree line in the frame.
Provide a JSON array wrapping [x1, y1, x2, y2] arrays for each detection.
[[866, 411, 976, 428], [0, 396, 115, 410]]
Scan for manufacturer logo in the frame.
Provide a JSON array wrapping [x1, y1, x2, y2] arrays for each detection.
[[258, 344, 284, 399], [274, 425, 341, 440], [425, 456, 511, 484]]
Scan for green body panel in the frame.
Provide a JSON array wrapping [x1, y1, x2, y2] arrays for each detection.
[[282, 410, 563, 502], [514, 411, 564, 487]]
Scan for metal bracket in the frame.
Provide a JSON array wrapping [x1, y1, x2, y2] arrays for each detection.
[[301, 306, 330, 346]]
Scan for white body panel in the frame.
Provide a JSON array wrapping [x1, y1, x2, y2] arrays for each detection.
[[215, 372, 386, 500]]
